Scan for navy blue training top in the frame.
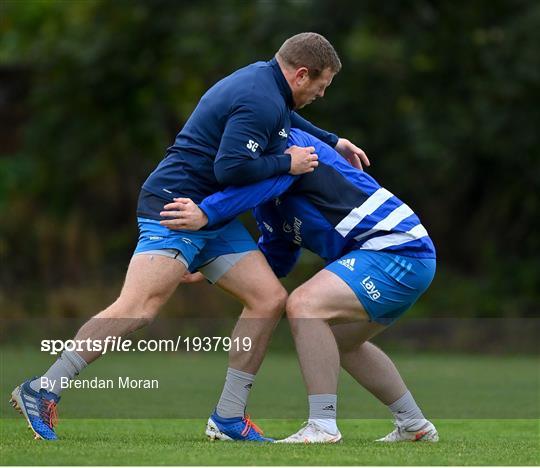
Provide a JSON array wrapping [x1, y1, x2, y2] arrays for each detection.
[[138, 58, 339, 220]]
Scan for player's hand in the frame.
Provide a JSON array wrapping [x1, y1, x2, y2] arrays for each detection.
[[335, 138, 370, 170], [179, 271, 205, 284], [286, 145, 318, 175], [159, 198, 208, 231]]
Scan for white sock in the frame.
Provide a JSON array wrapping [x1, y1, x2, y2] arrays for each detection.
[[30, 350, 87, 396], [215, 367, 255, 418], [308, 394, 338, 434], [388, 390, 427, 431]]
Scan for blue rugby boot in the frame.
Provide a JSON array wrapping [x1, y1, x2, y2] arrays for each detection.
[[205, 410, 273, 442], [10, 378, 60, 440]]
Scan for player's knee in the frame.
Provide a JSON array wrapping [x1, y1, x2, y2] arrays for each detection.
[[137, 295, 166, 326], [262, 287, 288, 317], [271, 286, 288, 314], [246, 284, 287, 318], [112, 293, 164, 325], [134, 310, 158, 328], [285, 288, 314, 319]]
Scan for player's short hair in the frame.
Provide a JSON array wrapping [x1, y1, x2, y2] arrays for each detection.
[[276, 32, 342, 78]]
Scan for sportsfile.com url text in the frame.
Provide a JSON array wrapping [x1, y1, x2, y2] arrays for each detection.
[[40, 336, 252, 355]]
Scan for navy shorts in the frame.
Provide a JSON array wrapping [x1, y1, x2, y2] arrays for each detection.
[[325, 251, 436, 325]]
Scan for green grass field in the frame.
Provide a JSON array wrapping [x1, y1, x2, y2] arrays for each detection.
[[1, 418, 538, 465], [1, 349, 539, 465]]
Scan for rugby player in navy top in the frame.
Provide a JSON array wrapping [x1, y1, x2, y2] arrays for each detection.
[[11, 33, 367, 442], [161, 129, 439, 443]]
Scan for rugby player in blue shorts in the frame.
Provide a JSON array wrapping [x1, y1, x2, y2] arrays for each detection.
[[10, 33, 368, 441], [161, 128, 438, 443]]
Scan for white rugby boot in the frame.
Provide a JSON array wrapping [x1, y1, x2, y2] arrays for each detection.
[[376, 420, 439, 442], [277, 421, 342, 444]]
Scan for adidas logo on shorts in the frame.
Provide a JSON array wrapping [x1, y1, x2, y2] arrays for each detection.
[[338, 258, 355, 271]]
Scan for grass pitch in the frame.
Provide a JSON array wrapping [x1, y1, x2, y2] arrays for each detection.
[[1, 418, 538, 465], [1, 350, 539, 465]]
